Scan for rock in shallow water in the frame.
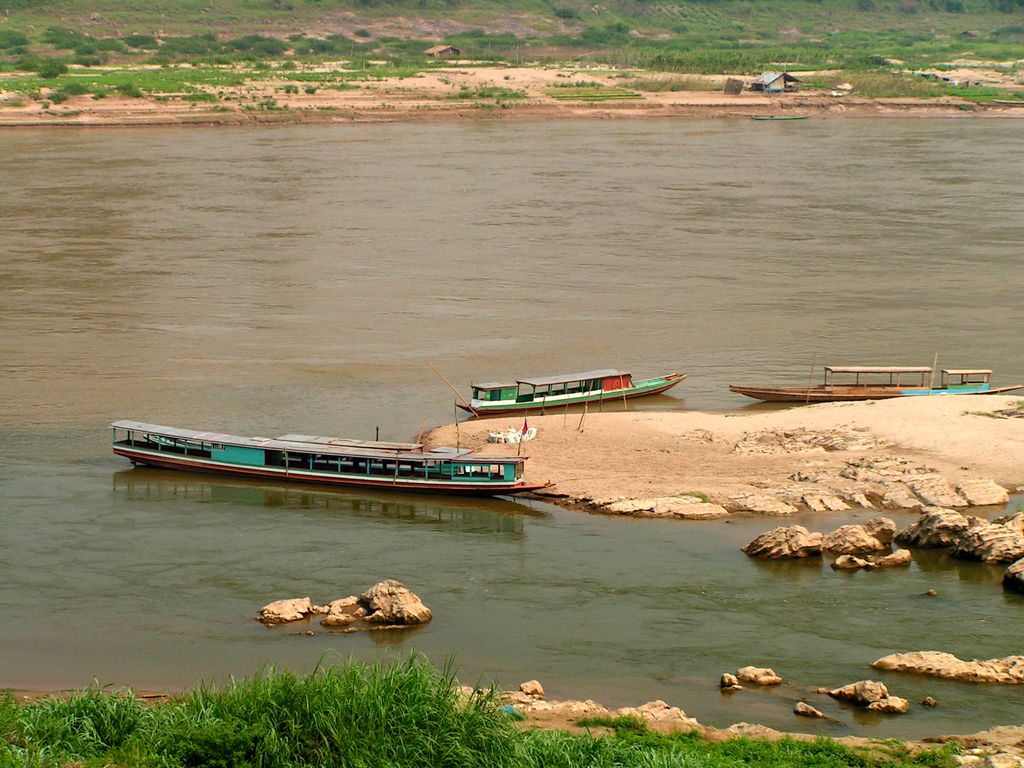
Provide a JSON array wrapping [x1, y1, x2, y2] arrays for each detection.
[[361, 579, 433, 624], [742, 525, 822, 559], [794, 701, 826, 718], [872, 651, 1024, 684], [1004, 558, 1024, 594], [736, 666, 782, 686], [952, 520, 1024, 563], [821, 517, 895, 554], [896, 507, 980, 548], [258, 596, 314, 624]]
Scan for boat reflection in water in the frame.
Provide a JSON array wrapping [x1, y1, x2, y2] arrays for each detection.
[[111, 469, 536, 538]]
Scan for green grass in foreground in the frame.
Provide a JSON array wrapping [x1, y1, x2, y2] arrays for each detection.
[[0, 656, 961, 768]]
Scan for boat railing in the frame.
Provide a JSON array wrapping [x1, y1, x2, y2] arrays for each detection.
[[823, 366, 932, 389], [940, 369, 993, 388]]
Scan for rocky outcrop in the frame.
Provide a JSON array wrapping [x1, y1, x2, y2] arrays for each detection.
[[827, 680, 908, 713], [733, 428, 883, 456], [831, 549, 912, 571], [258, 596, 315, 625], [617, 700, 700, 726], [866, 696, 909, 713], [362, 579, 433, 624], [896, 507, 979, 548], [719, 673, 742, 691], [258, 581, 431, 629], [832, 554, 870, 570], [736, 666, 782, 686], [1004, 558, 1024, 594], [793, 701, 826, 719], [872, 651, 1024, 684], [905, 476, 967, 508], [320, 596, 367, 627], [951, 520, 1024, 563], [881, 483, 924, 511], [602, 496, 729, 519], [520, 680, 544, 698], [730, 494, 799, 516], [869, 549, 912, 568], [821, 518, 895, 554], [742, 526, 822, 558], [957, 479, 1010, 507], [801, 493, 851, 513]]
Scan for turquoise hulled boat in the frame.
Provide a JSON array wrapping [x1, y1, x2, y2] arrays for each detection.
[[111, 421, 546, 496], [458, 369, 686, 416]]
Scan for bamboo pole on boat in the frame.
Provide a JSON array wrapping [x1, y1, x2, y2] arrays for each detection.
[[577, 397, 589, 432], [428, 362, 474, 414], [415, 417, 428, 445], [929, 352, 938, 393], [454, 402, 461, 449], [804, 353, 816, 405], [618, 359, 629, 411]]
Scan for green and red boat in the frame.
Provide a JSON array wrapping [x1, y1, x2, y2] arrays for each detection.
[[458, 369, 686, 416], [111, 421, 546, 496]]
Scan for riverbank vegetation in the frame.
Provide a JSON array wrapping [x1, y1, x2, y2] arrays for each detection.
[[0, 0, 1021, 105], [0, 656, 961, 767]]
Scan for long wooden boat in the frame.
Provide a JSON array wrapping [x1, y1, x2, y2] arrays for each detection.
[[751, 114, 810, 121], [730, 366, 1024, 404], [457, 369, 686, 416], [111, 421, 547, 496]]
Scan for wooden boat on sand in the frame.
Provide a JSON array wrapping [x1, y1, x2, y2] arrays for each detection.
[[751, 114, 810, 121], [730, 366, 1024, 404], [458, 369, 686, 416], [111, 421, 547, 496]]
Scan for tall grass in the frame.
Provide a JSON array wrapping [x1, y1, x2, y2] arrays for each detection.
[[0, 656, 962, 768]]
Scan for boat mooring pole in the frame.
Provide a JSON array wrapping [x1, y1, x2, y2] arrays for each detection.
[[428, 362, 474, 414], [805, 353, 816, 405]]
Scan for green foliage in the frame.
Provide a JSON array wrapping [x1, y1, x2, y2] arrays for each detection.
[[0, 30, 30, 49], [35, 58, 67, 78], [453, 84, 527, 99], [546, 85, 642, 100], [0, 658, 965, 768], [623, 76, 718, 91], [123, 34, 158, 49]]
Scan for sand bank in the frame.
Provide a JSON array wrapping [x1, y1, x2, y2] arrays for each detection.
[[3, 64, 1024, 128], [425, 396, 1024, 514]]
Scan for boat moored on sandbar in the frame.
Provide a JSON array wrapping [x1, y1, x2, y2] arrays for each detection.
[[459, 369, 686, 416], [111, 421, 547, 496], [729, 366, 1024, 404]]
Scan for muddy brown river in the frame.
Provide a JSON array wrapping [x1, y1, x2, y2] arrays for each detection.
[[1, 119, 1023, 738]]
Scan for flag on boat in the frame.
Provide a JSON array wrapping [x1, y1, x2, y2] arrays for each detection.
[[522, 417, 529, 435]]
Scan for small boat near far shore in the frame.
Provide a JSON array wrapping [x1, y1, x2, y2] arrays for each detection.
[[111, 421, 547, 496], [459, 369, 686, 416], [751, 114, 810, 121], [730, 366, 1024, 404]]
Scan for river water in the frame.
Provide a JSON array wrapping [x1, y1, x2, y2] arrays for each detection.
[[2, 119, 1023, 738]]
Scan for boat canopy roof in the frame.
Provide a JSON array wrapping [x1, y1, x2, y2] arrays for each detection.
[[473, 380, 518, 390], [473, 369, 628, 390], [942, 368, 993, 375], [825, 366, 932, 374], [111, 421, 521, 464], [276, 433, 424, 452], [518, 369, 627, 387]]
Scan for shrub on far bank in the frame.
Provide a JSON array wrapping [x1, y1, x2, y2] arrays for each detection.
[[36, 58, 68, 78]]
